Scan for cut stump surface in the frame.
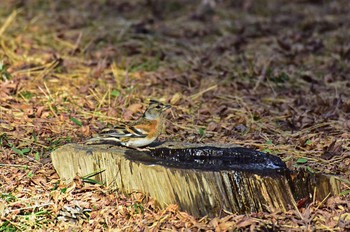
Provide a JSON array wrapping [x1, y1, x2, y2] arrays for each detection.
[[51, 142, 340, 217]]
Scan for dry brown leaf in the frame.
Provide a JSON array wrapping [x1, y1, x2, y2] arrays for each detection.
[[123, 103, 143, 120], [170, 93, 182, 105]]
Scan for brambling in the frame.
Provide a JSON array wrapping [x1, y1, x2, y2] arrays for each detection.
[[86, 100, 171, 148]]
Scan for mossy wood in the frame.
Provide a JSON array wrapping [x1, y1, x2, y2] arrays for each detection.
[[51, 143, 340, 217]]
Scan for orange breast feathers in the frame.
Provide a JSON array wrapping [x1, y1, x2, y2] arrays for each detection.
[[133, 119, 160, 137]]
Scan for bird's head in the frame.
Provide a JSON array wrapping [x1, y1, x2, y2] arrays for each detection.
[[143, 100, 171, 119]]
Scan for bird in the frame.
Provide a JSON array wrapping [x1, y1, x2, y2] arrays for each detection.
[[86, 100, 171, 148]]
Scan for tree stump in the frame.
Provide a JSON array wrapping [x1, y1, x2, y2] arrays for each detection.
[[51, 142, 340, 217]]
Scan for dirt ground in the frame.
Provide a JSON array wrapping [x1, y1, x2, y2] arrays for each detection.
[[0, 0, 349, 231]]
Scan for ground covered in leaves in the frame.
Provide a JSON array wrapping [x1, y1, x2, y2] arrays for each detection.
[[1, 0, 350, 231]]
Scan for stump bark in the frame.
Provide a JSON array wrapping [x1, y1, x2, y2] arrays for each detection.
[[51, 142, 340, 217]]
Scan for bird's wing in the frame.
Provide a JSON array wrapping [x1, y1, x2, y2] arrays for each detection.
[[85, 121, 150, 145], [99, 125, 148, 138]]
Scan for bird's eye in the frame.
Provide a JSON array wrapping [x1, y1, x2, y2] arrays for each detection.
[[156, 105, 161, 109]]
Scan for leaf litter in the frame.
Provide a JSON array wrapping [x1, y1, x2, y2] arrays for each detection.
[[0, 0, 349, 231]]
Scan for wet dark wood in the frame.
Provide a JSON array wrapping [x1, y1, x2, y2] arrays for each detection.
[[51, 143, 340, 217]]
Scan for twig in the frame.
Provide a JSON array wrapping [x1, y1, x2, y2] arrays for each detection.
[[0, 163, 30, 168], [0, 10, 20, 37], [190, 85, 217, 100]]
